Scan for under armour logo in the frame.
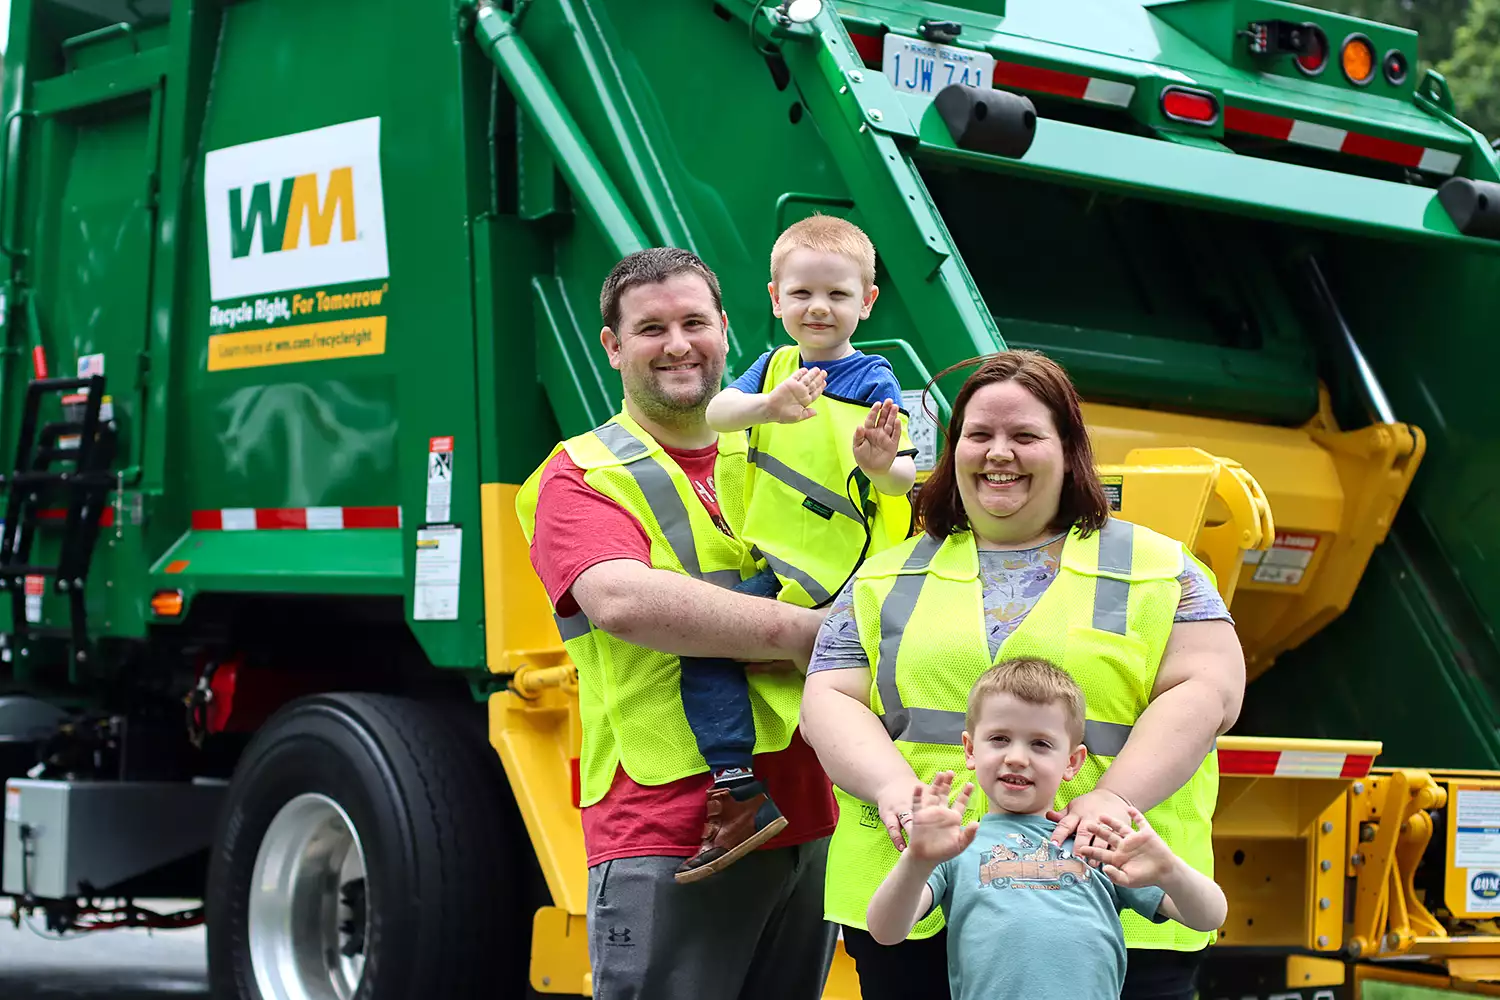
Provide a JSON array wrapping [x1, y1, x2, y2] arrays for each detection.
[[606, 925, 633, 946]]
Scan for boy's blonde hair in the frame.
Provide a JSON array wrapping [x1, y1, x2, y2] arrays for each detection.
[[770, 213, 877, 288], [965, 657, 1086, 746]]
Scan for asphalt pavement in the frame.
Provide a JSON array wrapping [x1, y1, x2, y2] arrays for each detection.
[[0, 900, 207, 998]]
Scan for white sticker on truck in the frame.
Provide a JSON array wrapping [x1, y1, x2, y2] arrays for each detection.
[[414, 525, 462, 621], [1457, 790, 1500, 867], [426, 437, 453, 523], [23, 575, 43, 624], [1247, 531, 1320, 586], [203, 117, 390, 302], [901, 389, 939, 473]]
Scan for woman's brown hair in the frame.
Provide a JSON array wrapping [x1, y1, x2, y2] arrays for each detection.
[[912, 350, 1110, 540]]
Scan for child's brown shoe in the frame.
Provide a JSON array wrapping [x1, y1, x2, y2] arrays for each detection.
[[673, 780, 788, 884]]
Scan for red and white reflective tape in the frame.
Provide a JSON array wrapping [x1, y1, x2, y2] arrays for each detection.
[[1225, 105, 1462, 175], [1218, 746, 1375, 779], [993, 60, 1135, 107], [191, 507, 402, 531]]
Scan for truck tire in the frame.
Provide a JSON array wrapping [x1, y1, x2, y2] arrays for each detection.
[[206, 692, 531, 1000]]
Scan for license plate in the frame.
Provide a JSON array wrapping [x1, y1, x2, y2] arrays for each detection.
[[882, 34, 995, 96]]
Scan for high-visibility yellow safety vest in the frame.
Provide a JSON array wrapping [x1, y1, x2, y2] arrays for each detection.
[[740, 345, 916, 608], [823, 519, 1219, 952], [515, 410, 806, 807]]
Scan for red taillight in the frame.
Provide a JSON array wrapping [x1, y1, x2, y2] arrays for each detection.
[[1161, 87, 1219, 125], [1296, 28, 1329, 75]]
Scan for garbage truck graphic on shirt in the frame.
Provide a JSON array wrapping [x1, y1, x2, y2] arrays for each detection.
[[977, 831, 1093, 889], [924, 813, 1170, 1000]]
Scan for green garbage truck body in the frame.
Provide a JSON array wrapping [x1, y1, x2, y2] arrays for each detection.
[[0, 0, 1496, 996]]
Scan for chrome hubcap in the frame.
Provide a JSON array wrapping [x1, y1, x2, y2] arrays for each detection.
[[248, 793, 369, 1000]]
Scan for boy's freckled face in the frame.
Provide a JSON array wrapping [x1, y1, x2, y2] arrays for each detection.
[[963, 692, 1086, 816], [768, 248, 877, 362]]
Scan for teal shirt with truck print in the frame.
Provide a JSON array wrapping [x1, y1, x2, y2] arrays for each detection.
[[924, 812, 1170, 1000]]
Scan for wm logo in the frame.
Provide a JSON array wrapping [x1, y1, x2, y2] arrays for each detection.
[[229, 167, 356, 258]]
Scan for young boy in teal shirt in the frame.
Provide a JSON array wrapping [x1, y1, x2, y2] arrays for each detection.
[[866, 658, 1227, 999]]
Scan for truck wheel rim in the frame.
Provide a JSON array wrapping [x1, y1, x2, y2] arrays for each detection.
[[248, 793, 369, 1000]]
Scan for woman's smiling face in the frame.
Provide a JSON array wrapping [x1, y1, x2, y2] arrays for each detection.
[[953, 380, 1066, 548]]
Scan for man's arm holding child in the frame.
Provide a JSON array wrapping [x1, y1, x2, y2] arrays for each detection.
[[1074, 806, 1228, 931], [573, 559, 824, 669], [532, 457, 824, 670], [867, 771, 978, 945], [707, 367, 828, 432]]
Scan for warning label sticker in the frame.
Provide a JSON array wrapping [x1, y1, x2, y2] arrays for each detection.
[[1244, 531, 1319, 586], [1100, 474, 1123, 512], [426, 436, 453, 523], [901, 390, 939, 473], [1456, 790, 1500, 913], [414, 524, 461, 621], [23, 575, 43, 624]]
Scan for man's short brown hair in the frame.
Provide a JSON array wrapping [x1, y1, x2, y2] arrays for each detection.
[[600, 247, 723, 332], [770, 213, 877, 288], [966, 657, 1086, 746]]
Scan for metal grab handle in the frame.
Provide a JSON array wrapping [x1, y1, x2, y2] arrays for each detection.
[[60, 21, 138, 58], [0, 109, 36, 261]]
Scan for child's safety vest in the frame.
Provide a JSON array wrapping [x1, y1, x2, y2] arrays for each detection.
[[741, 345, 915, 608]]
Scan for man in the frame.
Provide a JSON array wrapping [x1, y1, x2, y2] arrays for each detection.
[[514, 247, 839, 999]]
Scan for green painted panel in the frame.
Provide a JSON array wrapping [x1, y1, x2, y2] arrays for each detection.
[[169, 0, 487, 668], [151, 529, 404, 596], [911, 98, 1485, 251], [192, 377, 399, 510]]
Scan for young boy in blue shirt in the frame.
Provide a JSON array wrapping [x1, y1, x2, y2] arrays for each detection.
[[671, 215, 918, 884], [866, 658, 1227, 999]]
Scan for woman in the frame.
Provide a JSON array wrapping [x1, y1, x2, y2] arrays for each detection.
[[799, 350, 1245, 1000]]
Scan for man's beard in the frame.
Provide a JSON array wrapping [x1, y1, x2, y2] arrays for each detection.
[[627, 362, 723, 428]]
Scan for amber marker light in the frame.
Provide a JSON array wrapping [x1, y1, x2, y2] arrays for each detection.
[[151, 589, 185, 617], [1341, 34, 1375, 86]]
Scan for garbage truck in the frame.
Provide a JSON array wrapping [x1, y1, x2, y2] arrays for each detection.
[[0, 0, 1498, 996]]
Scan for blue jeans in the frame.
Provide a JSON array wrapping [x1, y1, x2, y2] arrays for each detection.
[[680, 568, 782, 772]]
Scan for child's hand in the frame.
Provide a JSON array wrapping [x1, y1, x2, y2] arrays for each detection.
[[905, 771, 979, 865], [1073, 806, 1177, 889], [853, 399, 901, 475], [765, 368, 825, 424]]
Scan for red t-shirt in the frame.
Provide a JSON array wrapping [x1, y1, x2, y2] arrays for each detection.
[[528, 440, 837, 866]]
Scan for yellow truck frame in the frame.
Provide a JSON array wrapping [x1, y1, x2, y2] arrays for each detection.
[[481, 391, 1500, 998]]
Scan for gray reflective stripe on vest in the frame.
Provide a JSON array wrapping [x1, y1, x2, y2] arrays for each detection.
[[747, 447, 862, 523], [878, 710, 1134, 754], [875, 528, 1138, 754], [704, 569, 744, 588], [1093, 519, 1134, 635], [594, 422, 705, 580], [876, 535, 944, 743], [761, 551, 833, 606], [1083, 720, 1131, 757], [555, 611, 593, 641]]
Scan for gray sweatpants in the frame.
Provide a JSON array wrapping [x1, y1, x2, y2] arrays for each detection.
[[586, 837, 837, 1000]]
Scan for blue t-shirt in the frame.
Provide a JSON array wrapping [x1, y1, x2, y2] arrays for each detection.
[[729, 348, 904, 408], [925, 812, 1168, 1000]]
